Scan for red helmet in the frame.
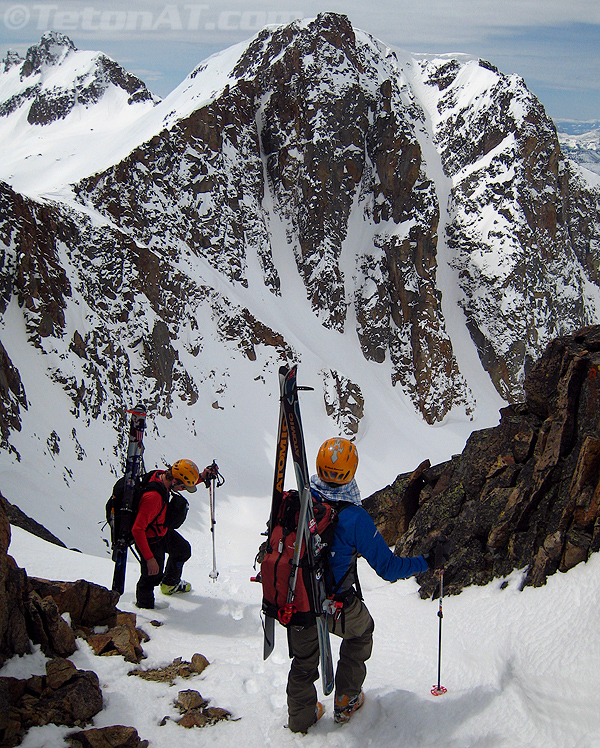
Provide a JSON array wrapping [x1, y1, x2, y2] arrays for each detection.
[[316, 438, 358, 485]]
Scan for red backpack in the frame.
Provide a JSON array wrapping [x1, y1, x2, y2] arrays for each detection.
[[260, 490, 338, 627]]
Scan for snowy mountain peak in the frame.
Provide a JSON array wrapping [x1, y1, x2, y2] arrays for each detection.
[[0, 33, 160, 194], [20, 31, 76, 78], [0, 32, 158, 129]]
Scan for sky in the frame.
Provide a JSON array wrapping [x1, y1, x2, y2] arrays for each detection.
[[0, 0, 599, 123]]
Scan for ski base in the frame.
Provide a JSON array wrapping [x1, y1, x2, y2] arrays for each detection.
[[431, 685, 447, 696], [316, 614, 334, 695]]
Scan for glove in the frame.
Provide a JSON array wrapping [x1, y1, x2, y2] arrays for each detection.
[[201, 463, 219, 487], [424, 536, 451, 570]]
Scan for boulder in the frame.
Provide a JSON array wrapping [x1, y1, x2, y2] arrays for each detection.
[[66, 725, 149, 748], [0, 658, 103, 747]]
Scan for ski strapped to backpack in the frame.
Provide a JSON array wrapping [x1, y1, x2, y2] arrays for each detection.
[[111, 405, 146, 595], [258, 365, 336, 695], [108, 419, 191, 594]]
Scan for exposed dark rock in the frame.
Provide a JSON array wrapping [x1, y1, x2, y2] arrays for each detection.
[[365, 325, 600, 596], [5, 501, 66, 547], [166, 688, 233, 729], [20, 32, 76, 78], [66, 725, 149, 748], [25, 590, 78, 657], [321, 369, 364, 436], [0, 657, 103, 747], [0, 493, 31, 665], [2, 50, 23, 73], [86, 612, 148, 664], [28, 578, 120, 628]]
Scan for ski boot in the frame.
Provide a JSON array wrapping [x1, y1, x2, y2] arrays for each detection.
[[295, 702, 324, 734], [334, 691, 364, 724], [160, 580, 192, 595]]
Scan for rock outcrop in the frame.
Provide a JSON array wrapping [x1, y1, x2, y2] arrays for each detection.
[[365, 325, 600, 596], [1, 658, 103, 747], [66, 726, 148, 748]]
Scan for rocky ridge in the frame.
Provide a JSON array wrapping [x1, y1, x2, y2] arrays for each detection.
[[75, 14, 475, 424], [365, 325, 600, 597]]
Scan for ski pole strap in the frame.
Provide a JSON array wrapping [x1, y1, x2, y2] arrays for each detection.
[[210, 459, 225, 487]]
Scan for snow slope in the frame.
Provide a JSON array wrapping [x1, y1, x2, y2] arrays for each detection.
[[6, 522, 600, 748], [0, 250, 503, 559]]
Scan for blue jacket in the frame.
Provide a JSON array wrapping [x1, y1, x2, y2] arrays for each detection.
[[328, 504, 427, 594], [310, 477, 427, 595]]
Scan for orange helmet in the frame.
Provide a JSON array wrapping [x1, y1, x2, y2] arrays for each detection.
[[316, 438, 358, 485], [171, 459, 200, 492]]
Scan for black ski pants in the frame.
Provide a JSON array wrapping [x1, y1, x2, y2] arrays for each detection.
[[135, 529, 191, 607], [286, 594, 374, 733]]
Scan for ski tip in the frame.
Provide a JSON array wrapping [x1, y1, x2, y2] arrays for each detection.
[[431, 685, 447, 696], [127, 406, 147, 416]]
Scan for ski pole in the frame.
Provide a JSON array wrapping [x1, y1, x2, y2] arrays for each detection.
[[208, 460, 224, 581], [208, 479, 218, 581], [431, 567, 447, 696]]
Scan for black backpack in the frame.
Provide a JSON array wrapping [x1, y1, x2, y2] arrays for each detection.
[[106, 471, 189, 548]]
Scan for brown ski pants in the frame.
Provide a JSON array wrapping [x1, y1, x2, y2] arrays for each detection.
[[286, 594, 375, 733]]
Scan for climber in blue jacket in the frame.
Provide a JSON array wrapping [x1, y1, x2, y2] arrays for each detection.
[[285, 437, 449, 734]]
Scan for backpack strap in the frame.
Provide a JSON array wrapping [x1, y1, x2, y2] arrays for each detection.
[[141, 473, 169, 535], [317, 499, 360, 602]]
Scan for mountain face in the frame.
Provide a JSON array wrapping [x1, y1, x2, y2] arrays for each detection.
[[1, 14, 600, 550]]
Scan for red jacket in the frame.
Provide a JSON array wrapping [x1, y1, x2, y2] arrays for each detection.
[[131, 472, 168, 561]]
